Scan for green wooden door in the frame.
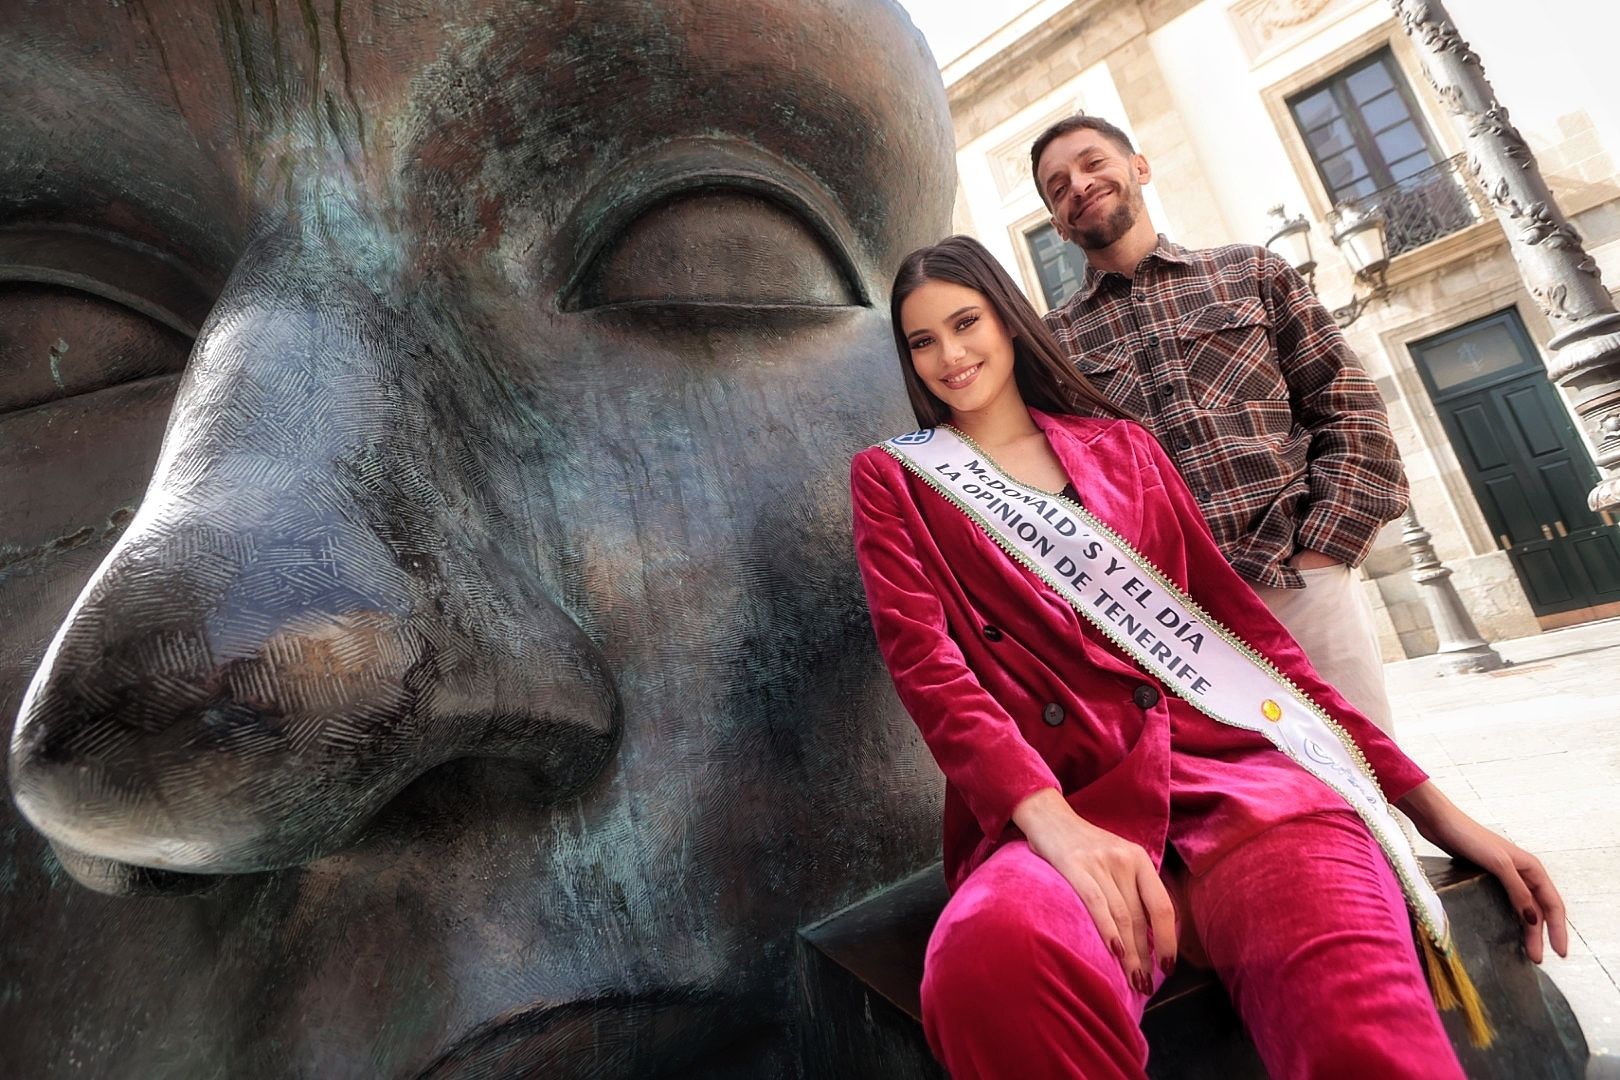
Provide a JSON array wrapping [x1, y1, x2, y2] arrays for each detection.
[[1411, 311, 1620, 616]]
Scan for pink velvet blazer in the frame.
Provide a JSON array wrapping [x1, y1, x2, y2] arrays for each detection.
[[851, 410, 1426, 891]]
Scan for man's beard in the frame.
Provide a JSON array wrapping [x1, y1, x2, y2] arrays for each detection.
[[1073, 193, 1138, 251]]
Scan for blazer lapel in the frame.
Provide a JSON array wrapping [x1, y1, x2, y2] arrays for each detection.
[[1031, 410, 1146, 548]]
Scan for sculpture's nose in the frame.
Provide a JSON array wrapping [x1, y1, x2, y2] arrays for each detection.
[[8, 225, 618, 879]]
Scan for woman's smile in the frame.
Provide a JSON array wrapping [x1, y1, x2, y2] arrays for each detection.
[[900, 279, 1020, 419]]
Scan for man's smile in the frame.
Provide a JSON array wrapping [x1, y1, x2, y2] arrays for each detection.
[[1073, 186, 1118, 224]]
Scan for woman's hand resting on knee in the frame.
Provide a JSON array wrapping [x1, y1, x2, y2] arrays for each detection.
[[1398, 781, 1569, 962], [1012, 788, 1176, 995]]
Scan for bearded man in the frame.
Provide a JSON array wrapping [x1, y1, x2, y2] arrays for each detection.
[[1033, 114, 1407, 736]]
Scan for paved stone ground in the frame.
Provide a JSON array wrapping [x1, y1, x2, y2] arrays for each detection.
[[1386, 617, 1620, 1061]]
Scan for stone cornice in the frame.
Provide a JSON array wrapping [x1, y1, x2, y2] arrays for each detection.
[[945, 0, 1132, 110]]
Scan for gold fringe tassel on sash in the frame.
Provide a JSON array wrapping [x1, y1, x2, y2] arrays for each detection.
[[1418, 931, 1495, 1049]]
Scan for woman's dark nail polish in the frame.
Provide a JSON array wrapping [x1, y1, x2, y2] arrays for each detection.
[[1111, 939, 1125, 960], [1524, 907, 1539, 926]]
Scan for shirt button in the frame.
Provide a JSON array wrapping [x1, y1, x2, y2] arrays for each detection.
[[1160, 385, 1175, 397], [1042, 703, 1065, 727], [1133, 684, 1161, 709], [983, 624, 1003, 642], [1133, 294, 1148, 304], [1146, 333, 1160, 347], [1225, 310, 1238, 324], [1197, 488, 1212, 503], [1176, 435, 1192, 450]]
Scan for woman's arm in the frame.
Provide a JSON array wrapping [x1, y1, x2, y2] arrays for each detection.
[[851, 450, 1174, 987], [850, 450, 1061, 840], [1398, 782, 1568, 962]]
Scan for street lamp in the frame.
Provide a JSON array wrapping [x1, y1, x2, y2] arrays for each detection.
[[1331, 202, 1390, 279], [1264, 203, 1392, 328], [1264, 205, 1316, 282]]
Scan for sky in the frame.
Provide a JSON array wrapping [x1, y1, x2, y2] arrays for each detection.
[[897, 0, 1035, 67]]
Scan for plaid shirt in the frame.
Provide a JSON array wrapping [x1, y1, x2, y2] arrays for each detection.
[[1044, 237, 1408, 588]]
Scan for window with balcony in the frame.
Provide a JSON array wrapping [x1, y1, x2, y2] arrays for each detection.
[[1288, 48, 1481, 256], [1025, 223, 1086, 310]]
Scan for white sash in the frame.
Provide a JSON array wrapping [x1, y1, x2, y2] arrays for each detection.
[[882, 425, 1449, 950]]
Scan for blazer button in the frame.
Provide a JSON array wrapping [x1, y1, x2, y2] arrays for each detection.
[[1041, 703, 1065, 727], [1133, 684, 1161, 709], [983, 624, 1003, 642]]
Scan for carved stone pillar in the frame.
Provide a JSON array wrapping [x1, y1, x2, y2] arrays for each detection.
[[1392, 0, 1620, 512], [1400, 508, 1506, 675]]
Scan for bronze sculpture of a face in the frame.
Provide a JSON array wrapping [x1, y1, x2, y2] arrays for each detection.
[[0, 1, 952, 1073]]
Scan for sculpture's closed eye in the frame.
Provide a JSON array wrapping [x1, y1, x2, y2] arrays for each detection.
[[573, 187, 859, 312], [0, 228, 210, 418], [555, 140, 868, 320]]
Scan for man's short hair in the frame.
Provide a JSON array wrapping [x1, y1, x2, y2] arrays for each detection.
[[1030, 114, 1136, 206]]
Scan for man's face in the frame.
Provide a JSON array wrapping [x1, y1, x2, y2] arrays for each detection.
[[1038, 128, 1152, 251], [0, 1, 952, 1074]]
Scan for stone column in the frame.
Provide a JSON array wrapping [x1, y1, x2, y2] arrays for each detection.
[[1400, 508, 1506, 674], [1392, 0, 1620, 511]]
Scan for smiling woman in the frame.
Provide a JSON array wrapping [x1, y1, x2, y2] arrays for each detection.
[[0, 1, 956, 1076]]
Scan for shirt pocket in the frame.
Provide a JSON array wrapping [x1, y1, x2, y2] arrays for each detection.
[[1074, 340, 1149, 420], [1176, 298, 1287, 409]]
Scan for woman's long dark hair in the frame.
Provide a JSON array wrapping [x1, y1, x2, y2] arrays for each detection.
[[889, 235, 1126, 428]]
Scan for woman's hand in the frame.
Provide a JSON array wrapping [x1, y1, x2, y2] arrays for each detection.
[[1398, 781, 1569, 963], [1012, 788, 1175, 994]]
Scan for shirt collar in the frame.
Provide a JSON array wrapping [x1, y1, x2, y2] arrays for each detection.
[[1074, 234, 1189, 303]]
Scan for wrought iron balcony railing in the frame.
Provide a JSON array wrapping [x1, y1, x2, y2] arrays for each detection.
[[1330, 153, 1489, 259]]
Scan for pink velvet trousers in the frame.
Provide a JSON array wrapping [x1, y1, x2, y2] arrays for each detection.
[[921, 810, 1466, 1079]]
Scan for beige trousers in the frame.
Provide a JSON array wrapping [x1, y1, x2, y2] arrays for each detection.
[[1251, 563, 1396, 737]]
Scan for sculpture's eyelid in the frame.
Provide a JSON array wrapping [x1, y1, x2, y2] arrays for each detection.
[[0, 228, 214, 339], [556, 161, 870, 312]]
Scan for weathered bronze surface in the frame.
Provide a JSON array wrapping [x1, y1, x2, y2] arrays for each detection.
[[0, 2, 954, 1074]]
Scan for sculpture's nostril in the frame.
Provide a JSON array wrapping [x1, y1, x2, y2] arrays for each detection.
[[11, 584, 620, 877], [7, 236, 622, 886], [48, 840, 224, 898]]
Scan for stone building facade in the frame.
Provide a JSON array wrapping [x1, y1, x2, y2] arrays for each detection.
[[940, 0, 1620, 658]]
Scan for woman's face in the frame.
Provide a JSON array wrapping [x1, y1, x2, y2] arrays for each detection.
[[900, 280, 1019, 423]]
